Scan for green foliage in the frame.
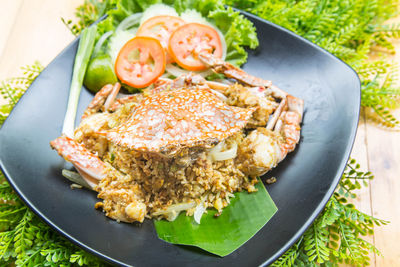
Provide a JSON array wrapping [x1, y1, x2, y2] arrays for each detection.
[[0, 0, 397, 266], [0, 62, 43, 125], [0, 67, 110, 266], [271, 159, 388, 266], [360, 64, 400, 127], [228, 0, 400, 128], [61, 0, 117, 36], [0, 173, 110, 266]]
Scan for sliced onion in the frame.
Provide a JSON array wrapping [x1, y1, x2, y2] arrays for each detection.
[[165, 211, 179, 221], [197, 69, 214, 78], [152, 202, 196, 221], [161, 72, 172, 78], [165, 64, 214, 78], [116, 13, 143, 33], [209, 140, 224, 153], [165, 64, 186, 77], [140, 4, 179, 25], [209, 89, 227, 101], [62, 169, 92, 189], [210, 141, 238, 161], [193, 202, 206, 224], [93, 31, 113, 57]]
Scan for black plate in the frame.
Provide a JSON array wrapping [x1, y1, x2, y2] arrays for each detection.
[[0, 11, 360, 266]]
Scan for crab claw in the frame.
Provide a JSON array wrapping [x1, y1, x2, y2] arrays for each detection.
[[82, 83, 121, 120], [236, 128, 282, 177], [50, 135, 106, 188], [237, 94, 304, 177], [199, 53, 287, 99]]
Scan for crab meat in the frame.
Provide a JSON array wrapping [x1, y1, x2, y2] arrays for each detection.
[[211, 83, 279, 127]]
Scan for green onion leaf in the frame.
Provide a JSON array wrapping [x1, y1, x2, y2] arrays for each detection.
[[62, 25, 97, 137], [154, 180, 277, 257]]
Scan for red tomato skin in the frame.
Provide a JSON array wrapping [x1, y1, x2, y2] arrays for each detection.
[[115, 37, 166, 88], [168, 23, 223, 71], [137, 16, 185, 64]]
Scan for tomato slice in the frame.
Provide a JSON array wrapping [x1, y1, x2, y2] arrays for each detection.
[[115, 37, 166, 88], [137, 15, 185, 64], [168, 23, 223, 71]]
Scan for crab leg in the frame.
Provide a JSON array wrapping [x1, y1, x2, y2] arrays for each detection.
[[104, 83, 121, 111], [274, 95, 303, 157], [50, 135, 106, 188], [266, 98, 286, 130], [199, 53, 287, 99], [82, 83, 121, 119], [236, 94, 304, 177], [108, 94, 144, 112], [50, 135, 147, 222]]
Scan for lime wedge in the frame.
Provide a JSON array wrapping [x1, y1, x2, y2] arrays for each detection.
[[84, 54, 117, 93]]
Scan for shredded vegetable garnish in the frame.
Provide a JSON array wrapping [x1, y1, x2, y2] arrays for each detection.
[[152, 202, 196, 221], [93, 30, 113, 57], [116, 13, 143, 33]]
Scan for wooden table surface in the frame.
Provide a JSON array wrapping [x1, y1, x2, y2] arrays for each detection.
[[1, 0, 399, 265]]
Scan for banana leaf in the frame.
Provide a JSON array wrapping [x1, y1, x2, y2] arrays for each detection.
[[154, 180, 277, 256]]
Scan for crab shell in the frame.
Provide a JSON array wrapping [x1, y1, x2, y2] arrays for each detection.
[[106, 87, 255, 156]]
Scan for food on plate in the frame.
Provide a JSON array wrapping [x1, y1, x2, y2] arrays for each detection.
[[51, 65, 303, 223], [51, 4, 303, 225]]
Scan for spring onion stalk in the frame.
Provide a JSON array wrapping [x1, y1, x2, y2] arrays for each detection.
[[62, 25, 97, 137]]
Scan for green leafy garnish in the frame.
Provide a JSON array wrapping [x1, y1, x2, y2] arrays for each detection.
[[96, 0, 259, 67], [155, 180, 277, 257]]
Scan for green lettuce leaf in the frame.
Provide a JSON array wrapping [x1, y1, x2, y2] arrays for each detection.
[[154, 181, 277, 257], [96, 0, 259, 66]]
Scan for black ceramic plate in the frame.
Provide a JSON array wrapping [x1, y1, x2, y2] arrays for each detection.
[[0, 10, 360, 267]]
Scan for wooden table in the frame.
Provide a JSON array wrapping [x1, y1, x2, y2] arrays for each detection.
[[1, 0, 399, 265]]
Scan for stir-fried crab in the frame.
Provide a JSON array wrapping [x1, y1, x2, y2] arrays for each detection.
[[50, 57, 303, 223]]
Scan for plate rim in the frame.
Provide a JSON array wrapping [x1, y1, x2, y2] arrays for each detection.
[[0, 9, 361, 267]]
